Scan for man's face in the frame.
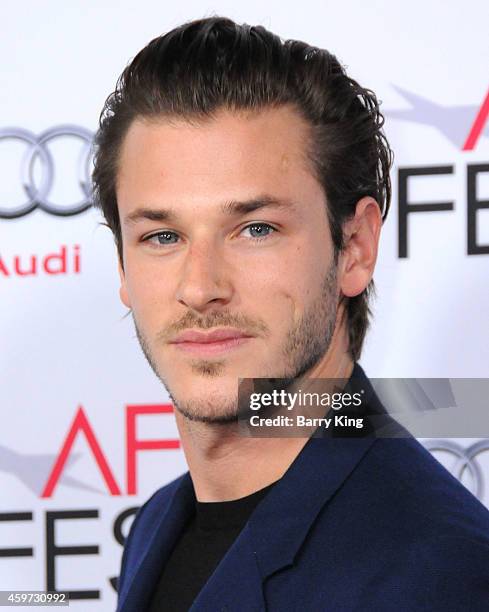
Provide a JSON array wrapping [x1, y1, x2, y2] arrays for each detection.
[[116, 106, 340, 423]]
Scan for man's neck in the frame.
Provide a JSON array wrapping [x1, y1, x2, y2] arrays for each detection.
[[175, 311, 354, 502]]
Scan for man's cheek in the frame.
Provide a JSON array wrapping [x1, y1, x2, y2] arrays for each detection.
[[275, 290, 301, 324]]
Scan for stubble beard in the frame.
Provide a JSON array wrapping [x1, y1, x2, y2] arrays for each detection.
[[133, 260, 338, 425]]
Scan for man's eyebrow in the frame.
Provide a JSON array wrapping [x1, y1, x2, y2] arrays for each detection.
[[123, 208, 177, 226], [220, 195, 299, 216], [123, 195, 298, 226]]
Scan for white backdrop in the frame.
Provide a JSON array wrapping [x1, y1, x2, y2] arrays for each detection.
[[1, 0, 488, 609]]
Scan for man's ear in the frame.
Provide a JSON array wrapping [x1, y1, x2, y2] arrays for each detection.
[[118, 261, 131, 309], [339, 197, 382, 298]]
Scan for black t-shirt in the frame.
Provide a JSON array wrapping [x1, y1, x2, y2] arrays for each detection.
[[148, 480, 277, 612]]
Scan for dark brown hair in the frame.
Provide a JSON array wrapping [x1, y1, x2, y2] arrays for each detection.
[[92, 16, 393, 361]]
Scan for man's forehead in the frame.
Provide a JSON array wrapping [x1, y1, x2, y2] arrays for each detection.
[[118, 105, 312, 163], [116, 105, 319, 219]]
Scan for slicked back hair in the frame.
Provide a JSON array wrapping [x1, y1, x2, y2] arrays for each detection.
[[92, 16, 393, 361]]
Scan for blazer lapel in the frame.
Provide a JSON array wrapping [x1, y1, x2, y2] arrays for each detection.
[[190, 439, 378, 610], [248, 435, 377, 581], [190, 526, 266, 611], [117, 472, 195, 612], [248, 363, 387, 580]]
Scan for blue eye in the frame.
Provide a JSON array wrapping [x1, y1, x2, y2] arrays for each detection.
[[242, 223, 276, 240], [144, 231, 179, 245]]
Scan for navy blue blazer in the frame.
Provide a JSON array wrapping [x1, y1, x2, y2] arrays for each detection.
[[116, 364, 489, 611]]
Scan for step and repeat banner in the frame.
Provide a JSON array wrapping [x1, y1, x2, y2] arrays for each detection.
[[1, 1, 488, 609]]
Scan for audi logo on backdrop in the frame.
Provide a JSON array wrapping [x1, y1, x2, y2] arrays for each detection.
[[423, 439, 489, 500], [0, 125, 94, 219]]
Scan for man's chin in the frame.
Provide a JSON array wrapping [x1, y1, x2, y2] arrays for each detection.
[[166, 383, 240, 425], [171, 398, 240, 425]]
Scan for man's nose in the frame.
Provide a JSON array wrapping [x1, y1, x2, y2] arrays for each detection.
[[175, 241, 234, 313]]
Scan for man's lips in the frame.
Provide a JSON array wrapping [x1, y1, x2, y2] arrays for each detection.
[[169, 328, 254, 356], [171, 328, 252, 343]]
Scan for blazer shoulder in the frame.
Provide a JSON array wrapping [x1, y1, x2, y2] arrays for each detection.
[[391, 534, 489, 610], [308, 435, 489, 609], [364, 435, 489, 541]]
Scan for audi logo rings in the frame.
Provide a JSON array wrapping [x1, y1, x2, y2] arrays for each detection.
[[423, 439, 489, 500], [0, 125, 94, 219]]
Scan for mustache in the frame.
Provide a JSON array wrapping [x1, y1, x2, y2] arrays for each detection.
[[155, 310, 270, 342]]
